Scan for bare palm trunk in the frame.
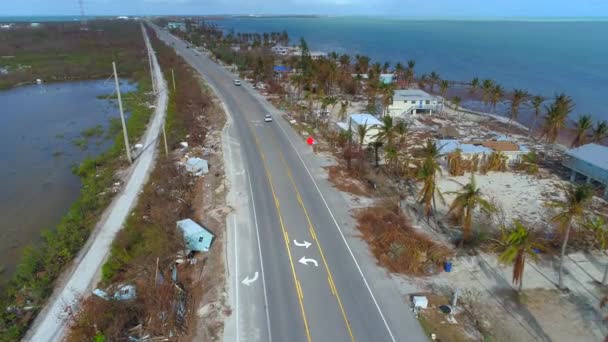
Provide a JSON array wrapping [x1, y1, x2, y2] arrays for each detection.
[[558, 224, 572, 289], [519, 274, 524, 293], [529, 116, 539, 139]]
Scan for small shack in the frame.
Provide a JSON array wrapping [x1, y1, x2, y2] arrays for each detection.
[[176, 219, 214, 253]]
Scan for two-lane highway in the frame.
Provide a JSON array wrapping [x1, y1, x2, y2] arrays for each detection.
[[150, 23, 426, 342]]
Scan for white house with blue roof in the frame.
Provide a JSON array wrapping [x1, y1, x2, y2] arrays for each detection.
[[337, 113, 383, 145], [563, 143, 608, 198], [386, 89, 441, 118]]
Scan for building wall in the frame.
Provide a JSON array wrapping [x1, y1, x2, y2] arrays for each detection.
[[351, 121, 381, 145], [563, 158, 608, 184], [387, 99, 440, 117]]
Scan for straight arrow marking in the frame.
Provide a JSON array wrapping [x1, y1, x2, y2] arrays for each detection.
[[298, 256, 319, 267], [241, 271, 259, 286], [293, 240, 312, 249]]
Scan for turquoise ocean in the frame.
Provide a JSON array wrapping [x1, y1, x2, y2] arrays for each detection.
[[211, 17, 608, 123]]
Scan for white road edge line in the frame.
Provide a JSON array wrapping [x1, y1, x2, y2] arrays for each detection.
[[246, 158, 273, 342], [234, 215, 240, 342], [274, 114, 397, 342], [205, 61, 272, 342]]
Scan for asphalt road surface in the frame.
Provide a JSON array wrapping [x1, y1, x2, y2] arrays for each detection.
[[150, 23, 427, 342]]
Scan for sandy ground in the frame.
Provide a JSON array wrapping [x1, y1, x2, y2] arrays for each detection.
[[436, 170, 566, 228]]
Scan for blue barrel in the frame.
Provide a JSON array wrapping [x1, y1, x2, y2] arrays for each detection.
[[444, 261, 453, 273]]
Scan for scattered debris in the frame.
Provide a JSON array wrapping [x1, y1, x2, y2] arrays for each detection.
[[93, 284, 137, 301], [413, 296, 429, 309], [185, 157, 209, 176]]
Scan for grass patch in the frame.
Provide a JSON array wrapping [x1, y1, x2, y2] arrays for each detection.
[[81, 125, 104, 139]]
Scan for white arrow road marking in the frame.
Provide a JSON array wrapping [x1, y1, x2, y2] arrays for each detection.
[[293, 240, 312, 249], [241, 272, 259, 286], [298, 256, 319, 267]]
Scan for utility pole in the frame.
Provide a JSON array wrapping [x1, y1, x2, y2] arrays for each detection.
[[162, 123, 169, 156], [113, 61, 133, 164], [171, 69, 176, 91]]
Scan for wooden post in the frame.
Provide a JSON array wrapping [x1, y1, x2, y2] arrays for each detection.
[[113, 61, 132, 164], [162, 123, 169, 156], [171, 68, 176, 91]]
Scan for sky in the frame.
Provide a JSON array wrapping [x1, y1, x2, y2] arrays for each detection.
[[3, 0, 608, 17]]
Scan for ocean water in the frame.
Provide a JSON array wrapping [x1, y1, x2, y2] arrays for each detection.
[[212, 17, 608, 122]]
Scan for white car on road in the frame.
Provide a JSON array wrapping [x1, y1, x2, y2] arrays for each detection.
[[233, 79, 241, 86], [264, 114, 273, 122]]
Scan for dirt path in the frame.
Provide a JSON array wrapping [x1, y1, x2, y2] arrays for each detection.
[[24, 24, 168, 342]]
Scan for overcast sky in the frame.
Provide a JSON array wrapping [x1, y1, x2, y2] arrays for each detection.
[[4, 0, 608, 17]]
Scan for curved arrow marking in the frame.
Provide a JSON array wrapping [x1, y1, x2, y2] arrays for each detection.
[[293, 240, 312, 249], [241, 272, 259, 286], [298, 257, 318, 267]]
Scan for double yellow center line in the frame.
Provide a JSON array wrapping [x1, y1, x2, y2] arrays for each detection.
[[247, 118, 355, 342]]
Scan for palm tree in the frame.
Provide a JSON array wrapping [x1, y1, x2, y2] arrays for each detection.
[[499, 220, 544, 292], [382, 61, 390, 74], [469, 77, 480, 95], [509, 89, 529, 129], [481, 79, 494, 110], [394, 62, 405, 84], [371, 139, 383, 168], [571, 115, 593, 147], [584, 216, 608, 284], [550, 184, 594, 289], [380, 83, 395, 116], [447, 148, 464, 176], [406, 60, 416, 87], [439, 80, 449, 99], [591, 120, 608, 143], [356, 123, 369, 153], [540, 93, 573, 144], [529, 95, 545, 137], [416, 140, 444, 219], [452, 96, 462, 110], [517, 152, 539, 175], [339, 54, 351, 70], [338, 100, 349, 121], [417, 159, 443, 219], [394, 121, 409, 150], [374, 115, 396, 148], [446, 174, 496, 245], [490, 84, 504, 113], [429, 71, 440, 93]]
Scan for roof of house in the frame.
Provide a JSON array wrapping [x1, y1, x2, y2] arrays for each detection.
[[438, 139, 492, 155], [379, 74, 395, 84], [480, 141, 521, 152], [566, 143, 608, 171], [349, 113, 383, 126], [273, 65, 289, 72], [177, 219, 214, 238], [394, 89, 435, 102]]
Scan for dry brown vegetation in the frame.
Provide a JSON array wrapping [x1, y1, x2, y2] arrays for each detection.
[[326, 164, 371, 197], [356, 201, 452, 276]]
